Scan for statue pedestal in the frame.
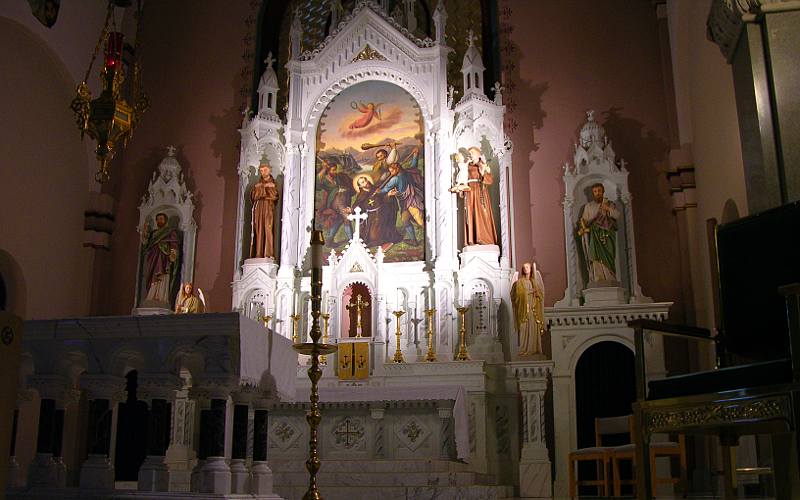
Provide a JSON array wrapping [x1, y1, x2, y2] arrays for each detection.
[[79, 454, 114, 490], [459, 244, 500, 268], [582, 286, 625, 306], [133, 307, 173, 316], [243, 257, 277, 273]]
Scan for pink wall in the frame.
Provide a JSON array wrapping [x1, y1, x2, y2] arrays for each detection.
[[0, 18, 92, 319], [501, 0, 682, 306], [107, 1, 253, 314]]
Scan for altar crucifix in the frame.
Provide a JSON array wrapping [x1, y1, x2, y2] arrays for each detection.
[[346, 206, 368, 242], [346, 293, 370, 338]]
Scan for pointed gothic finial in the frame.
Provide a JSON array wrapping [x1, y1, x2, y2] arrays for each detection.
[[264, 51, 275, 69], [492, 82, 504, 105], [290, 8, 303, 58], [433, 0, 447, 44], [467, 29, 475, 47]]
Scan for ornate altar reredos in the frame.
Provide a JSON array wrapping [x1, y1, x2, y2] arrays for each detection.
[[231, 1, 516, 362], [555, 111, 651, 308], [134, 146, 197, 315]]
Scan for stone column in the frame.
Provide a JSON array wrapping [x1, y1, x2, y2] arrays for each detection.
[[193, 377, 237, 494], [165, 377, 196, 492], [437, 401, 455, 460], [514, 363, 553, 499], [27, 375, 68, 488], [79, 374, 125, 490], [230, 403, 250, 493], [370, 406, 386, 459], [137, 374, 180, 492], [251, 405, 274, 495]]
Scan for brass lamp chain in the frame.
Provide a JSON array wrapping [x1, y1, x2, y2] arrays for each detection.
[[81, 2, 114, 86]]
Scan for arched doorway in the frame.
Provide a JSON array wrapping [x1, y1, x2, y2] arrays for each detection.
[[341, 282, 372, 338], [574, 341, 636, 493]]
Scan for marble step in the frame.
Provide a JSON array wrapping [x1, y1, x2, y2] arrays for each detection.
[[273, 484, 515, 500], [273, 470, 495, 487], [268, 458, 472, 474]]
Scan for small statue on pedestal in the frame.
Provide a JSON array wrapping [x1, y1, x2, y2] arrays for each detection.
[[174, 282, 205, 314], [577, 183, 620, 284], [250, 163, 279, 259], [452, 146, 498, 246], [511, 262, 545, 357]]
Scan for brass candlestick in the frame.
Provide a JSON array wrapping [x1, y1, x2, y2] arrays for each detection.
[[290, 314, 301, 344], [392, 310, 405, 363], [261, 314, 273, 329], [455, 306, 471, 361], [320, 313, 330, 365], [424, 308, 437, 362], [292, 230, 336, 500]]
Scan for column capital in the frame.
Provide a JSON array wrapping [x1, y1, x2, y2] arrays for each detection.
[[191, 375, 239, 400], [80, 374, 126, 402], [137, 373, 182, 402], [29, 374, 71, 404]]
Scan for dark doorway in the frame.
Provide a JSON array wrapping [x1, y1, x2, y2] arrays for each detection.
[[114, 370, 149, 481], [574, 341, 636, 494]]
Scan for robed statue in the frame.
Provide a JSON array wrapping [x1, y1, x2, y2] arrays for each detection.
[[577, 183, 620, 283], [453, 146, 498, 246], [250, 163, 279, 259], [141, 212, 181, 307], [511, 262, 545, 356], [175, 282, 205, 314]]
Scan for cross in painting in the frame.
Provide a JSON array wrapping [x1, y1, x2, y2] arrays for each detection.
[[346, 206, 368, 242]]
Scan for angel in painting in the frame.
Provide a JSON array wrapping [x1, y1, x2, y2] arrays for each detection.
[[349, 101, 383, 129]]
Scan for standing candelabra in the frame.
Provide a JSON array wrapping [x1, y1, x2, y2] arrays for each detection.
[[455, 306, 471, 361], [392, 310, 405, 363], [424, 308, 437, 362], [292, 230, 336, 500]]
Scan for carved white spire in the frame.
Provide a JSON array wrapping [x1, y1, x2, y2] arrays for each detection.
[[433, 0, 447, 44], [290, 8, 302, 60], [403, 0, 417, 33], [257, 52, 279, 117], [461, 29, 485, 97]]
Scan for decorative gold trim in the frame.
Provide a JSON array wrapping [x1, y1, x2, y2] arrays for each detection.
[[352, 44, 386, 62], [645, 396, 791, 433]]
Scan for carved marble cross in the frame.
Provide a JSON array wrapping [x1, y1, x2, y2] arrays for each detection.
[[264, 51, 275, 68], [346, 206, 368, 241], [466, 29, 475, 47]]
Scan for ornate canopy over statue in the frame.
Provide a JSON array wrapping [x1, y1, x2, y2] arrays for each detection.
[[555, 111, 651, 307], [134, 146, 197, 315]]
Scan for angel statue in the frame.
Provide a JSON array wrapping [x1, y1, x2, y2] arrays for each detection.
[[175, 282, 205, 314], [511, 262, 545, 357]]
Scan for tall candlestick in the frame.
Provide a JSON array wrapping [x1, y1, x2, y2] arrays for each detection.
[[455, 305, 470, 361], [392, 310, 406, 363], [424, 308, 437, 362]]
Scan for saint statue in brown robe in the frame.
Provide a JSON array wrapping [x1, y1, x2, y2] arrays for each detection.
[[511, 262, 545, 356], [455, 147, 498, 246], [250, 163, 279, 259]]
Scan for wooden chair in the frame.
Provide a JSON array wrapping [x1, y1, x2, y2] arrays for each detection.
[[629, 201, 800, 499], [568, 415, 631, 498], [610, 415, 687, 497]]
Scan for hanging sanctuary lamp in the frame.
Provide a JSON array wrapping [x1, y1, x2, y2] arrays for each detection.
[[70, 0, 148, 183]]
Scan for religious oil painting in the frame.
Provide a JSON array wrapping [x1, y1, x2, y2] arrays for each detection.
[[315, 80, 425, 262]]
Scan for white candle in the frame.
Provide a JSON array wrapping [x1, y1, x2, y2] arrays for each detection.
[[396, 289, 401, 308], [311, 238, 323, 268]]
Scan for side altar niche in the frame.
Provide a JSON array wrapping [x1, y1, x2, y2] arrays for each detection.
[[229, 3, 526, 365], [133, 146, 198, 315]]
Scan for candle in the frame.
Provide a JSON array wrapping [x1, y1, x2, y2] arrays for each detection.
[[310, 229, 324, 268], [104, 32, 124, 70], [396, 289, 401, 308], [460, 283, 465, 305]]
